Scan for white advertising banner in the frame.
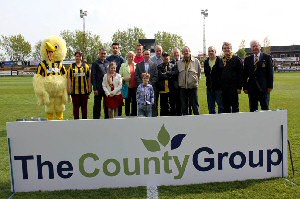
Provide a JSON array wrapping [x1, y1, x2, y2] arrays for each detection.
[[0, 71, 11, 76], [17, 71, 35, 76], [7, 110, 288, 192]]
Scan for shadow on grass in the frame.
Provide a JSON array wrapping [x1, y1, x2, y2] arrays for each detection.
[[158, 178, 277, 197], [0, 129, 7, 138], [5, 186, 146, 199]]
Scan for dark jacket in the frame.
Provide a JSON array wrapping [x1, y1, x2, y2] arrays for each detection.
[[204, 56, 224, 90], [243, 53, 273, 92], [106, 54, 125, 73], [221, 55, 243, 89], [157, 62, 178, 92], [135, 61, 158, 86], [91, 59, 109, 93]]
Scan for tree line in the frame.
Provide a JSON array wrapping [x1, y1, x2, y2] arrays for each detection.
[[0, 26, 271, 63], [0, 27, 186, 63]]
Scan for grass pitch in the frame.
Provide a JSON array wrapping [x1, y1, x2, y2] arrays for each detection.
[[0, 73, 299, 198]]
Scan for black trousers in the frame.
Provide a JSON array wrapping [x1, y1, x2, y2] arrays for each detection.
[[169, 89, 181, 116], [180, 88, 200, 115], [248, 85, 270, 112], [159, 93, 170, 116], [125, 87, 137, 116], [93, 92, 108, 119], [222, 87, 239, 113], [152, 87, 158, 117]]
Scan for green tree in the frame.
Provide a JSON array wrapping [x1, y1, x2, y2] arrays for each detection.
[[154, 31, 185, 56], [0, 53, 5, 61], [263, 37, 271, 55], [0, 34, 31, 61], [236, 39, 247, 59], [32, 40, 42, 61], [60, 30, 103, 63], [103, 42, 112, 55], [111, 27, 146, 57]]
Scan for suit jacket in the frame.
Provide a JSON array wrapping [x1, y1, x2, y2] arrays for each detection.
[[135, 61, 158, 86], [243, 53, 273, 92], [91, 59, 109, 93]]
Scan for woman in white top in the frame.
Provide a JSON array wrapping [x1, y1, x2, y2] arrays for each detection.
[[102, 62, 123, 118]]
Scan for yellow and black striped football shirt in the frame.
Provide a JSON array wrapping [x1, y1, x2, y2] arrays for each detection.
[[37, 60, 66, 76], [67, 63, 90, 94]]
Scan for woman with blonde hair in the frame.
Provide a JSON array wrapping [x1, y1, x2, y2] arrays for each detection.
[[120, 51, 137, 116]]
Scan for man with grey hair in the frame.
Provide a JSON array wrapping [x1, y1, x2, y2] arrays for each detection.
[[150, 45, 163, 116], [150, 45, 163, 66], [170, 47, 182, 115], [243, 40, 273, 112], [177, 46, 201, 115], [204, 46, 224, 114]]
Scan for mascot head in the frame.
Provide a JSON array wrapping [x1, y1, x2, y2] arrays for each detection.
[[40, 36, 67, 62]]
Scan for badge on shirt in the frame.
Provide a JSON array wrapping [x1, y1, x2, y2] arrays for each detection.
[[262, 60, 266, 68], [47, 67, 60, 74], [74, 73, 86, 77]]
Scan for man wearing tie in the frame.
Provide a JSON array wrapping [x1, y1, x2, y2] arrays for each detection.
[[136, 50, 158, 116], [243, 40, 274, 112]]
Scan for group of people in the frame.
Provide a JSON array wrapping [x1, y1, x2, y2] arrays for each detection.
[[62, 40, 274, 119], [204, 41, 273, 114]]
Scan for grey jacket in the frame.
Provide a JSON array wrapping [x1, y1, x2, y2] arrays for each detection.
[[177, 56, 201, 89]]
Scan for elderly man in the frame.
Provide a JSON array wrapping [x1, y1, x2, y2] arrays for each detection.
[[243, 40, 273, 112], [204, 46, 224, 114], [177, 46, 201, 115], [170, 47, 182, 115]]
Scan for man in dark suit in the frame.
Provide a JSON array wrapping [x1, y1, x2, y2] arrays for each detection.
[[136, 49, 158, 116], [243, 40, 274, 112]]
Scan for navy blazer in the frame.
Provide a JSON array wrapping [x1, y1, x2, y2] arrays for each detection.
[[135, 61, 158, 86], [243, 53, 274, 92], [91, 59, 109, 93]]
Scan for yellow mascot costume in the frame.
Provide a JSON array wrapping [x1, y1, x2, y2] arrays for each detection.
[[33, 36, 69, 120]]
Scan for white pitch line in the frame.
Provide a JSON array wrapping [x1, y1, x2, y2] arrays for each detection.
[[147, 185, 159, 199]]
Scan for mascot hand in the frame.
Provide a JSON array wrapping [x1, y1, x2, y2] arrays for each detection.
[[37, 91, 50, 105], [61, 92, 71, 104], [68, 95, 72, 103]]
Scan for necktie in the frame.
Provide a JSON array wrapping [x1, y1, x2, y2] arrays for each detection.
[[255, 55, 259, 65], [254, 55, 259, 72]]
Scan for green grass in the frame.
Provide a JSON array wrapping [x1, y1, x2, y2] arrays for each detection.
[[1, 73, 300, 198]]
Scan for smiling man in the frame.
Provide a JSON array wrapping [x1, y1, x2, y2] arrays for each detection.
[[243, 40, 274, 112]]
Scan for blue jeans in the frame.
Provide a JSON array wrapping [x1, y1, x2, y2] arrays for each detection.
[[206, 89, 223, 114], [138, 105, 152, 117]]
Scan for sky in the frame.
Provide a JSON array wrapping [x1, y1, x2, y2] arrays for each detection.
[[1, 0, 299, 58]]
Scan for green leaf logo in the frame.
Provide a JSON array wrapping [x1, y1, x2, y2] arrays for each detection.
[[141, 139, 161, 152], [141, 124, 186, 152], [157, 124, 170, 147]]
